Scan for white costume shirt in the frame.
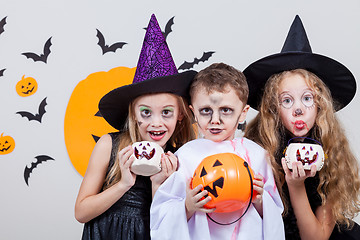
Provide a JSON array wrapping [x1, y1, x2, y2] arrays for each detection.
[[150, 138, 285, 240]]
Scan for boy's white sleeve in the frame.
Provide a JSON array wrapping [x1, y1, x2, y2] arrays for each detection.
[[242, 138, 285, 240], [260, 153, 285, 239], [150, 149, 192, 240]]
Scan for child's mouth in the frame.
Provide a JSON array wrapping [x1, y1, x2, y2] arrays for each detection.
[[209, 128, 222, 134], [149, 131, 166, 141], [293, 120, 310, 130]]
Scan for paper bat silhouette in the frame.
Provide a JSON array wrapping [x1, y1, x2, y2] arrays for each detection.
[[22, 37, 52, 63], [96, 29, 127, 54], [24, 155, 54, 186], [16, 97, 47, 122], [0, 68, 5, 77], [178, 51, 215, 70], [0, 16, 6, 35], [144, 16, 174, 40]]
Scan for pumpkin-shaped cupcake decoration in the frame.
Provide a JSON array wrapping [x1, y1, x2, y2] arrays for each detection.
[[130, 141, 163, 176], [191, 153, 254, 213], [285, 143, 325, 171]]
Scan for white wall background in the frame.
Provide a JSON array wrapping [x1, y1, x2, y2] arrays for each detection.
[[0, 0, 359, 239]]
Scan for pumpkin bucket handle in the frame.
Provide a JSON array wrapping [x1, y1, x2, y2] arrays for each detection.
[[206, 161, 254, 225]]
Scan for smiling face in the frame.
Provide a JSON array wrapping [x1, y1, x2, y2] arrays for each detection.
[[190, 85, 249, 142], [16, 75, 38, 97], [278, 72, 317, 137], [133, 93, 182, 148], [0, 133, 15, 155]]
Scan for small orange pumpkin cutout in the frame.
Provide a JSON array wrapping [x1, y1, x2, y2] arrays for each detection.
[[16, 75, 38, 97], [191, 153, 253, 213], [0, 133, 15, 155]]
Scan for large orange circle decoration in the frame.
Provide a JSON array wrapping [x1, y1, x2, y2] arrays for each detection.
[[64, 67, 135, 176], [191, 153, 254, 213]]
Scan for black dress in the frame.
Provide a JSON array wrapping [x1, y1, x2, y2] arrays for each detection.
[[82, 132, 175, 240]]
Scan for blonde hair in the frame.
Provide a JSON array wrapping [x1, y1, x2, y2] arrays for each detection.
[[245, 69, 360, 227], [103, 93, 195, 189]]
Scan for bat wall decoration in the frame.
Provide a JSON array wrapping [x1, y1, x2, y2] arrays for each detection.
[[178, 51, 215, 70], [0, 16, 6, 35], [22, 37, 52, 63], [16, 97, 47, 123], [24, 155, 55, 186], [144, 16, 174, 40], [96, 29, 127, 54], [0, 68, 5, 77]]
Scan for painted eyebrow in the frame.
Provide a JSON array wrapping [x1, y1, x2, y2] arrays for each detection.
[[139, 106, 151, 111]]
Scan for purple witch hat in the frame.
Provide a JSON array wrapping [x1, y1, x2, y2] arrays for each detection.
[[133, 14, 178, 83], [99, 14, 196, 130]]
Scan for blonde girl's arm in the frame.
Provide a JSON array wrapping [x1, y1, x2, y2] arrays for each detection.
[[74, 134, 136, 223], [282, 158, 335, 240]]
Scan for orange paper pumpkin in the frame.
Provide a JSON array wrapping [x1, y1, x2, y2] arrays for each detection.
[[16, 75, 38, 97], [64, 67, 135, 176], [0, 133, 15, 155], [191, 153, 253, 213]]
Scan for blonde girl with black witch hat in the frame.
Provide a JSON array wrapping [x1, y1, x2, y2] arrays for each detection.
[[244, 15, 360, 240], [75, 14, 196, 240]]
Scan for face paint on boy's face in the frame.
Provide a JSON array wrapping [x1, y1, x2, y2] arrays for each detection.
[[190, 87, 248, 142], [278, 73, 317, 137], [133, 93, 181, 148]]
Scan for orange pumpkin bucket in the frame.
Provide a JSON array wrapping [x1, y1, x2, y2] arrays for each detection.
[[191, 153, 254, 213]]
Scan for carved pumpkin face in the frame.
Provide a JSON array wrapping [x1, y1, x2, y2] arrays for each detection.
[[64, 67, 135, 176], [285, 143, 325, 171], [131, 141, 163, 176], [0, 133, 15, 155], [16, 75, 38, 97], [191, 153, 253, 213]]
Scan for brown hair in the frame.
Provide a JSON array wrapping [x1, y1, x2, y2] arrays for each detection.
[[190, 63, 248, 104], [245, 69, 360, 227], [103, 93, 195, 189]]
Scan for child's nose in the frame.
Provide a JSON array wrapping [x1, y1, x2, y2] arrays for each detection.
[[292, 101, 304, 116], [210, 112, 221, 124], [151, 115, 163, 127], [294, 108, 303, 116]]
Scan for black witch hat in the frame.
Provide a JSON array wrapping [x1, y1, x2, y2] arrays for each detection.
[[243, 15, 356, 111]]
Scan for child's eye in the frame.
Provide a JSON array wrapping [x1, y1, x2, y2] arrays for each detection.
[[162, 108, 174, 118], [302, 93, 314, 107], [199, 108, 212, 115], [221, 108, 233, 114], [280, 96, 294, 109], [140, 108, 151, 118]]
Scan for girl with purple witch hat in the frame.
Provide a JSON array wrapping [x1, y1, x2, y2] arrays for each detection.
[[244, 15, 360, 240], [75, 14, 196, 240]]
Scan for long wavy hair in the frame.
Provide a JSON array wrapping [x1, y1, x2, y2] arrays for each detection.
[[103, 93, 195, 189], [245, 69, 360, 227]]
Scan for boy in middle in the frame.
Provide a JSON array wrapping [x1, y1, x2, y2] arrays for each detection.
[[150, 63, 284, 240]]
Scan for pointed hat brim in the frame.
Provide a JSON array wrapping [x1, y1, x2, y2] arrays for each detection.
[[243, 15, 356, 111]]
